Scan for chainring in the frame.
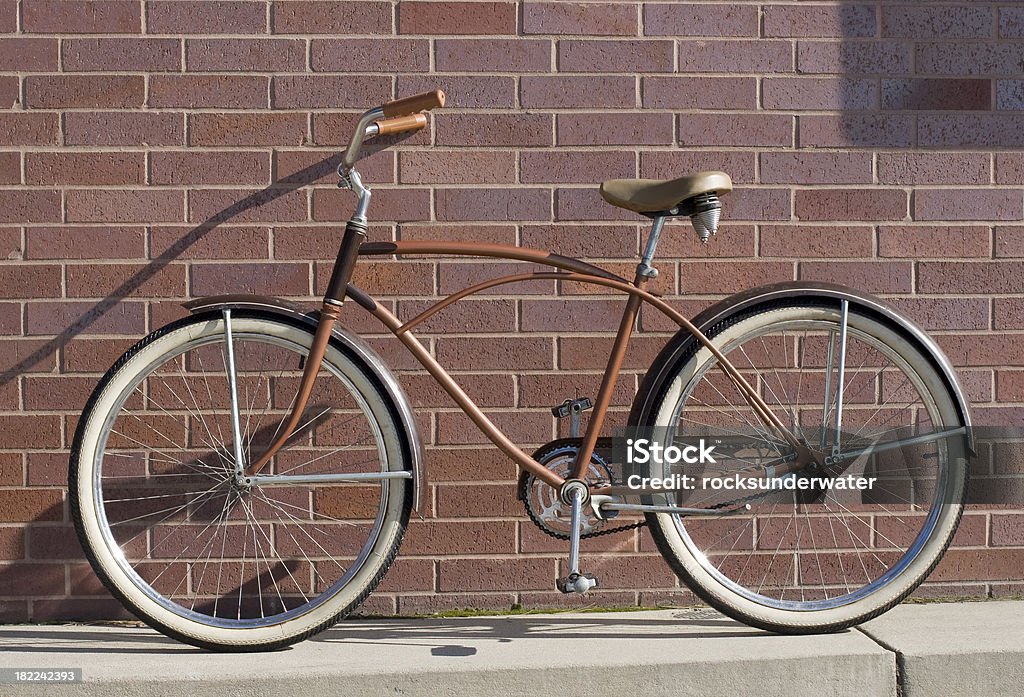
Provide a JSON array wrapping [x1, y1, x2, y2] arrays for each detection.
[[520, 443, 614, 539]]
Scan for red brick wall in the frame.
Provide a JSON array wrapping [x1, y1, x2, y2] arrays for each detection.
[[2, 0, 1024, 621]]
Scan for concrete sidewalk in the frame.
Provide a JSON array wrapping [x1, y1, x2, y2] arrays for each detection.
[[0, 601, 1020, 697]]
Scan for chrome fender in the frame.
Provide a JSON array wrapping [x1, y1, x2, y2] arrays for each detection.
[[630, 281, 975, 455], [182, 294, 427, 513]]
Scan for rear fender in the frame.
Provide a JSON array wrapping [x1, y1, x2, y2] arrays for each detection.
[[629, 281, 975, 455]]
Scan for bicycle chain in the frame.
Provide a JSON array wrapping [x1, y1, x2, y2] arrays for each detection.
[[522, 483, 777, 542]]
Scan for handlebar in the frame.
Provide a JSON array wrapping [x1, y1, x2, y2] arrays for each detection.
[[342, 89, 445, 170]]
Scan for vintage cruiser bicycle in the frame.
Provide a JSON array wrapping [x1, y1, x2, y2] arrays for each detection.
[[70, 91, 971, 651]]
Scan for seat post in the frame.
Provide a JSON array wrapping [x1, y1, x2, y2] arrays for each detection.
[[636, 215, 666, 284]]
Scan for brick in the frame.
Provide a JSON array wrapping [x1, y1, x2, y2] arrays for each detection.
[[643, 76, 756, 110], [0, 0, 12, 31], [1002, 7, 1024, 38], [763, 77, 877, 111], [392, 227, 511, 252], [403, 520, 515, 556], [399, 151, 514, 185], [435, 483, 524, 520], [919, 262, 1024, 294], [400, 1, 514, 35], [0, 38, 58, 71], [760, 226, 873, 258], [348, 261, 433, 296], [800, 261, 913, 294], [992, 514, 1024, 546], [880, 226, 990, 259], [681, 261, 793, 295], [160, 151, 272, 187], [185, 39, 305, 71], [524, 2, 635, 36], [521, 224, 637, 258], [64, 38, 180, 71], [641, 151, 756, 184], [558, 113, 673, 146], [799, 115, 913, 148], [188, 188, 306, 224], [189, 113, 307, 147], [556, 187, 637, 222], [313, 187, 430, 223], [191, 262, 310, 297], [882, 79, 991, 111], [314, 39, 429, 73], [277, 148, 394, 186], [67, 190, 184, 223], [882, 5, 993, 39], [727, 188, 791, 221], [764, 4, 876, 38], [760, 152, 872, 185], [436, 336, 553, 370], [147, 1, 266, 33], [22, 375, 102, 412], [0, 527, 23, 560], [679, 114, 792, 148], [521, 151, 634, 184], [998, 80, 1024, 110], [939, 335, 1024, 367], [658, 223, 755, 260], [915, 189, 1022, 222], [795, 189, 907, 222], [0, 417, 62, 450], [798, 42, 912, 75], [522, 298, 627, 333], [272, 1, 390, 34], [931, 549, 1024, 582], [435, 188, 550, 222], [890, 297, 990, 331], [64, 112, 183, 146], [271, 75, 390, 109], [151, 225, 268, 260], [0, 152, 19, 185], [439, 558, 554, 592], [916, 42, 1024, 77], [26, 152, 145, 186], [995, 226, 1024, 257], [25, 75, 144, 109], [559, 40, 673, 73], [919, 115, 1024, 148], [0, 265, 61, 298], [0, 190, 61, 223], [679, 39, 793, 73], [23, 0, 141, 33], [0, 564, 65, 595], [436, 38, 551, 72], [398, 75, 515, 108], [521, 75, 635, 109], [27, 226, 145, 260], [398, 296, 516, 333], [645, 3, 758, 37], [879, 153, 991, 186], [67, 263, 185, 298], [149, 75, 269, 109], [0, 301, 20, 334], [436, 113, 552, 147]]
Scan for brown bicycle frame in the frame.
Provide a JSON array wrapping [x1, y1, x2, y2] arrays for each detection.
[[245, 238, 808, 490]]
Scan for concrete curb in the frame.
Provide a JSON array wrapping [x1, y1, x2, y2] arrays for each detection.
[[0, 601, 1020, 696]]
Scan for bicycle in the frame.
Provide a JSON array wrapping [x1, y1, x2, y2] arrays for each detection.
[[69, 90, 972, 651]]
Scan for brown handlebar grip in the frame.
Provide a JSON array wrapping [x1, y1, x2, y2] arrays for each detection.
[[381, 89, 446, 118], [373, 113, 428, 136]]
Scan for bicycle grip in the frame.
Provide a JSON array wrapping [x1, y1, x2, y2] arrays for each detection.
[[373, 113, 428, 136], [381, 89, 445, 118]]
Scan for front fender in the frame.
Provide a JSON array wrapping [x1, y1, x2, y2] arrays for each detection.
[[630, 281, 975, 455], [182, 294, 427, 514]]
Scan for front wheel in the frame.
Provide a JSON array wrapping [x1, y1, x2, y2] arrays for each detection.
[[70, 310, 412, 651], [636, 298, 967, 633]]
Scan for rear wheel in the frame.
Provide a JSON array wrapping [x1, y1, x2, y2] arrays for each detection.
[[70, 311, 412, 651], [638, 299, 967, 632]]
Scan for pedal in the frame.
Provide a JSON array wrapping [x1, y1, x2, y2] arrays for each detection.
[[551, 397, 592, 439], [557, 572, 599, 595]]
